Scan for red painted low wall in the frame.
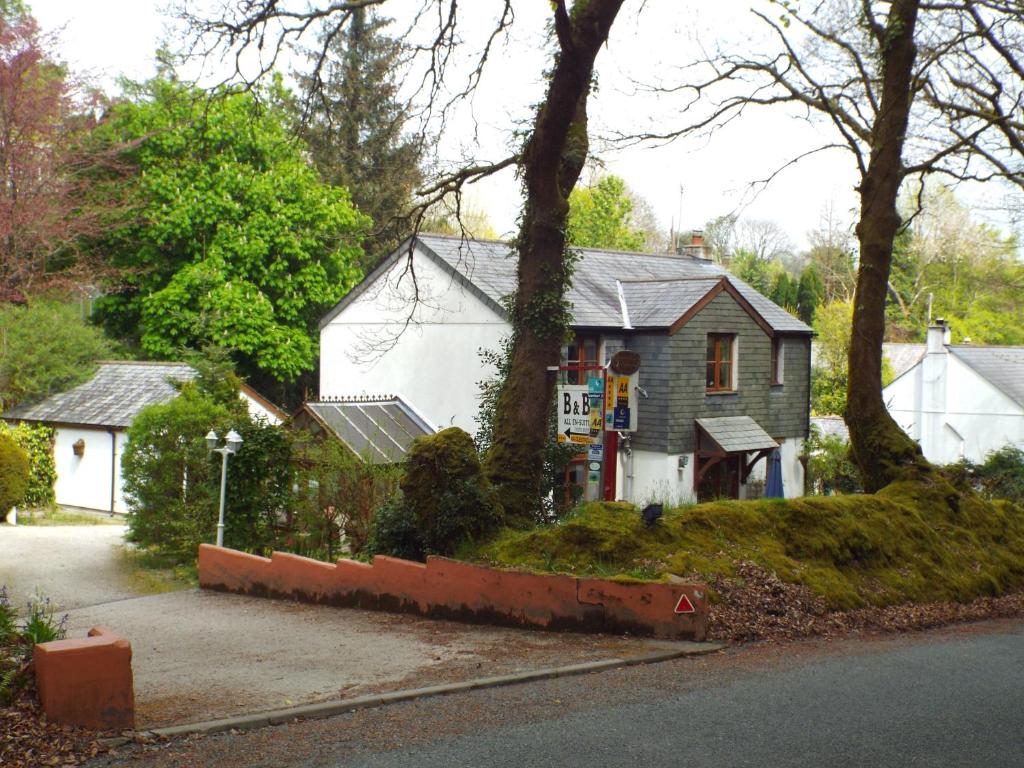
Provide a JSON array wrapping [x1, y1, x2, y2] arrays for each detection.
[[199, 544, 708, 640], [34, 626, 134, 731]]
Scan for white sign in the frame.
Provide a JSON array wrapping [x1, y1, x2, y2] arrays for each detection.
[[557, 385, 595, 445]]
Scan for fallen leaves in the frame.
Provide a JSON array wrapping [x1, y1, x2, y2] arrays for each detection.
[[705, 560, 1024, 643], [0, 688, 101, 768]]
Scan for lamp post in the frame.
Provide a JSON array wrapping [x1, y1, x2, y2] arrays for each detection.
[[206, 429, 242, 547]]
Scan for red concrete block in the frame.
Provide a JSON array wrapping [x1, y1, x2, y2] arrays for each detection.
[[199, 543, 272, 594], [34, 626, 134, 731], [269, 552, 337, 600]]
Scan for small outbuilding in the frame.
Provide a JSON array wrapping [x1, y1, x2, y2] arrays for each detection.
[[3, 361, 286, 513]]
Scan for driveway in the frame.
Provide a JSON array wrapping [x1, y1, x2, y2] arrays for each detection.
[[0, 524, 136, 610], [2, 523, 701, 730]]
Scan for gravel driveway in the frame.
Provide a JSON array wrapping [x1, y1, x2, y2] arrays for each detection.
[[1, 523, 696, 731], [0, 524, 135, 610]]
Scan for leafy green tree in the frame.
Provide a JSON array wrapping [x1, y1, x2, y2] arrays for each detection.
[[796, 264, 825, 325], [84, 73, 369, 385], [813, 300, 893, 416], [295, 7, 422, 266], [0, 422, 54, 507], [728, 249, 772, 295], [0, 430, 28, 514], [0, 297, 117, 411], [567, 175, 646, 252], [769, 272, 796, 310], [122, 376, 294, 563]]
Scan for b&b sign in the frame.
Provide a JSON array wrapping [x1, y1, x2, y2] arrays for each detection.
[[557, 385, 594, 445]]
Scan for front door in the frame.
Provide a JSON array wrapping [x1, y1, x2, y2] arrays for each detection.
[[697, 455, 741, 502]]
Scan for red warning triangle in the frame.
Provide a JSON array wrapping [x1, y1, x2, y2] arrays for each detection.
[[673, 594, 695, 614]]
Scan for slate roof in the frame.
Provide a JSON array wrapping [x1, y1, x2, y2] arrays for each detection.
[[321, 234, 813, 334], [883, 343, 926, 379], [949, 345, 1024, 408], [696, 416, 779, 453], [3, 362, 195, 429], [811, 416, 850, 442], [302, 397, 435, 464]]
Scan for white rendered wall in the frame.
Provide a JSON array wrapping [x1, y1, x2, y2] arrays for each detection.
[[627, 449, 696, 506], [53, 427, 127, 513], [241, 392, 282, 425], [320, 248, 510, 433], [885, 354, 1024, 464], [626, 438, 803, 505]]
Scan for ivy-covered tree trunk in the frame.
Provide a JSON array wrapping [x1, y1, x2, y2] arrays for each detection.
[[484, 0, 624, 523], [846, 0, 931, 492]]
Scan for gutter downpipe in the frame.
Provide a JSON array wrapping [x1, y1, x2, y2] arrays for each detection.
[[108, 428, 117, 516]]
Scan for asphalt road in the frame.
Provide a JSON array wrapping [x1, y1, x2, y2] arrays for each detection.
[[96, 620, 1024, 768]]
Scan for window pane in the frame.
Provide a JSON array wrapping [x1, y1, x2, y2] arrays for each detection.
[[706, 335, 716, 360], [720, 361, 731, 389], [720, 336, 732, 360], [706, 362, 716, 388]]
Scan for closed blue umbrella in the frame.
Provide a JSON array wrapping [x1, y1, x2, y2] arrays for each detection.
[[764, 448, 785, 498]]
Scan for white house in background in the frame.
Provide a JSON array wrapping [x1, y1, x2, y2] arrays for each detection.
[[319, 233, 813, 505], [883, 321, 1024, 464], [2, 361, 286, 514]]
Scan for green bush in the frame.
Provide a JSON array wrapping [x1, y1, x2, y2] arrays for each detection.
[[122, 380, 294, 563], [0, 432, 29, 514], [290, 436, 401, 560], [371, 427, 503, 560], [368, 494, 424, 561], [946, 445, 1024, 506], [804, 427, 862, 495], [1, 422, 56, 508]]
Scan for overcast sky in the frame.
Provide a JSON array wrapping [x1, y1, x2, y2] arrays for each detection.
[[30, 0, 1018, 253]]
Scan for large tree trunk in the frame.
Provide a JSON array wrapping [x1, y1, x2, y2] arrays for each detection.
[[847, 0, 932, 492], [484, 1, 624, 523]]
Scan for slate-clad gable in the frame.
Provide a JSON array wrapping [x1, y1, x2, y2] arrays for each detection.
[[3, 362, 195, 429]]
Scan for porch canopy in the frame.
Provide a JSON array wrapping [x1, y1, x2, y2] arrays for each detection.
[[695, 416, 779, 486]]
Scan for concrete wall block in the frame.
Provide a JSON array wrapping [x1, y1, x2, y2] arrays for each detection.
[[198, 545, 708, 641], [34, 627, 134, 731]]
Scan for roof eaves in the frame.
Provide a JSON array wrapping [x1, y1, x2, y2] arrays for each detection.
[[416, 237, 510, 320], [318, 235, 416, 330], [947, 346, 1024, 409]]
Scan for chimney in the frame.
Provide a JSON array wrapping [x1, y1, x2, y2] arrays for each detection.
[[920, 318, 950, 462], [690, 230, 705, 246], [926, 318, 951, 353]]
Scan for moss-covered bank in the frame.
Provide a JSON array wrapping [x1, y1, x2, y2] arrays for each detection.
[[472, 479, 1024, 611]]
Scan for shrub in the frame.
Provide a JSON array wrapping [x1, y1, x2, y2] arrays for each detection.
[[0, 422, 56, 508], [0, 432, 29, 514], [803, 427, 862, 495], [372, 427, 503, 560], [122, 380, 295, 563], [367, 494, 424, 561], [0, 588, 67, 705], [290, 436, 401, 560], [946, 445, 1024, 506]]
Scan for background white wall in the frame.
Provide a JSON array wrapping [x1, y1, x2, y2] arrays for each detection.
[[320, 249, 510, 433], [885, 354, 1024, 464], [53, 427, 127, 513]]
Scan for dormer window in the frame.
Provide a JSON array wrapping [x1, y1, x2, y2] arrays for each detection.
[[706, 334, 736, 392]]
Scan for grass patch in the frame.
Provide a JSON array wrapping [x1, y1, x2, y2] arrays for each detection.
[[471, 478, 1024, 611], [117, 545, 197, 594], [14, 508, 124, 526]]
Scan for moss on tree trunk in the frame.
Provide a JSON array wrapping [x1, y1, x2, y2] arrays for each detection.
[[484, 1, 624, 523], [847, 0, 933, 492]]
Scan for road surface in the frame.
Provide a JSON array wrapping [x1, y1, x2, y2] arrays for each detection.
[[92, 619, 1024, 767]]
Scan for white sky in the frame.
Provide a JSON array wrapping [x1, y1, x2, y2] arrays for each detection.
[[30, 0, 1018, 252]]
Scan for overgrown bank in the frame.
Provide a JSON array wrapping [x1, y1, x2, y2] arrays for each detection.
[[471, 478, 1024, 616]]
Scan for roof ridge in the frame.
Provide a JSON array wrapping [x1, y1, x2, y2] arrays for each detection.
[[96, 360, 194, 367], [619, 276, 722, 284]]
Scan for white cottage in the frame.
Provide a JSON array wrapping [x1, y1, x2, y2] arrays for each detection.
[[3, 361, 285, 513], [883, 321, 1024, 464], [319, 234, 813, 505]]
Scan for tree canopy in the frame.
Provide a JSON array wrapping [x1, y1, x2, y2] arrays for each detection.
[[294, 7, 423, 266], [567, 174, 649, 252], [85, 73, 369, 384]]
